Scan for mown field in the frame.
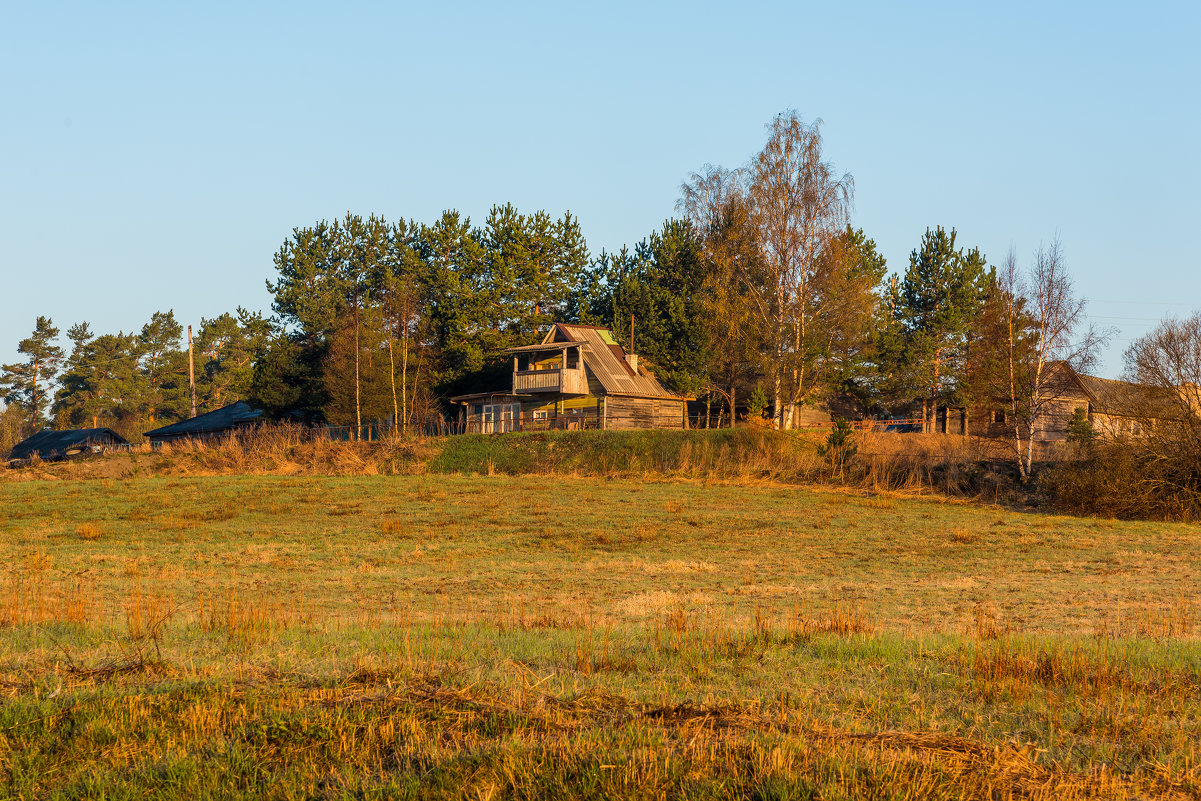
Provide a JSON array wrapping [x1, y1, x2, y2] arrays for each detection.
[[1, 473, 1199, 799]]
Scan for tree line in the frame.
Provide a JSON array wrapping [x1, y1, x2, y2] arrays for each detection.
[[8, 110, 1190, 485]]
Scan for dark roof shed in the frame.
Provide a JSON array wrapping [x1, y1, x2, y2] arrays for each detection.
[[7, 428, 128, 463], [143, 402, 263, 442]]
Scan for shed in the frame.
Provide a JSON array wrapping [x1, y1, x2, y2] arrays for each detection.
[[7, 428, 128, 464], [143, 401, 264, 445]]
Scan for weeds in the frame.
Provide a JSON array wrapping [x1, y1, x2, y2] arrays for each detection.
[[75, 522, 102, 540]]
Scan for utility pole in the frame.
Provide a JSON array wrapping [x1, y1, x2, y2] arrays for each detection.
[[187, 325, 197, 419]]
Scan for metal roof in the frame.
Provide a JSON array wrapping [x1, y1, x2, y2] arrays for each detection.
[[1071, 370, 1180, 420], [7, 428, 128, 462], [551, 323, 681, 399], [143, 401, 263, 440]]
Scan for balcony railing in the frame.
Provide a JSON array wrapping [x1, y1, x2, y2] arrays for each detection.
[[512, 367, 588, 395]]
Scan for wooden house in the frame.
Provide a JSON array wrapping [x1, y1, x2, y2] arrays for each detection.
[[6, 427, 128, 464], [450, 323, 689, 432], [971, 361, 1181, 442]]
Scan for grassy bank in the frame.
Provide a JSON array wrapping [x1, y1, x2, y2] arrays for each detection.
[[5, 426, 1008, 497], [1, 475, 1198, 798]]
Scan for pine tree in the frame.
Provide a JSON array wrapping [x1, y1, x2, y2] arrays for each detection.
[[897, 227, 989, 431], [53, 330, 142, 432], [136, 310, 188, 426], [194, 308, 271, 411], [1, 316, 64, 431]]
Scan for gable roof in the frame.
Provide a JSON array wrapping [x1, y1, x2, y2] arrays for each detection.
[[7, 428, 128, 462], [1046, 362, 1181, 420], [537, 323, 681, 399], [1073, 372, 1180, 420], [143, 401, 263, 440]]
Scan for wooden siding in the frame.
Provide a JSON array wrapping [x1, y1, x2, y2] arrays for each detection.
[[603, 396, 686, 430], [512, 367, 588, 395]]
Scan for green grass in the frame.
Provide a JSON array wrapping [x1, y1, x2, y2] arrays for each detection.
[[1, 474, 1198, 798]]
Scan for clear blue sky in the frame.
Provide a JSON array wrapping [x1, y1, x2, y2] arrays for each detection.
[[3, 1, 1198, 378]]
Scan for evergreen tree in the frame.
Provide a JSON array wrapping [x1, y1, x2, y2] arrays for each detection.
[[897, 227, 989, 430], [483, 204, 590, 336], [1, 317, 64, 430], [268, 213, 393, 430], [584, 220, 712, 394], [249, 330, 327, 422], [53, 330, 142, 433], [137, 310, 188, 425], [419, 211, 492, 383], [813, 225, 888, 413], [194, 308, 272, 411]]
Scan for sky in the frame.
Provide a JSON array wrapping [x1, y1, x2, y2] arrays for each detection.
[[2, 1, 1198, 379]]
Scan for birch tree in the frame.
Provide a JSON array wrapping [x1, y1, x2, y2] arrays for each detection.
[[997, 239, 1108, 480], [745, 112, 853, 427]]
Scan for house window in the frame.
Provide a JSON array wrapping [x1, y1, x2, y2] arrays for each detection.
[[481, 403, 521, 433], [533, 410, 548, 420], [992, 410, 1006, 424]]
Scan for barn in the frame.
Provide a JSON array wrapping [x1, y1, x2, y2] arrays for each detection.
[[6, 428, 128, 464], [451, 323, 690, 432], [144, 401, 263, 445]]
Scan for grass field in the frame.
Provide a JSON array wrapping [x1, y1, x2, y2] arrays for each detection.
[[1, 473, 1199, 798]]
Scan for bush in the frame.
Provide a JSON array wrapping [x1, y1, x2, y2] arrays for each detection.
[[1041, 440, 1201, 521], [817, 418, 857, 476]]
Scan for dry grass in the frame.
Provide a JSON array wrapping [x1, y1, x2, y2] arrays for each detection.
[[0, 473, 1198, 798], [2, 426, 1024, 504]]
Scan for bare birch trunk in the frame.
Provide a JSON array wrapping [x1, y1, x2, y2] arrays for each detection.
[[354, 303, 361, 441], [388, 334, 398, 428]]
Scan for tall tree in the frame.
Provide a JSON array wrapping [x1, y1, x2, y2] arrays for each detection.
[[1, 317, 64, 431], [589, 220, 712, 395], [378, 219, 429, 432], [53, 330, 142, 433], [998, 240, 1107, 479], [679, 165, 765, 425], [813, 226, 888, 413], [745, 111, 854, 427], [137, 310, 188, 425], [897, 227, 989, 432], [268, 213, 391, 433], [419, 211, 492, 383], [248, 329, 326, 422], [194, 308, 272, 411], [484, 204, 589, 333]]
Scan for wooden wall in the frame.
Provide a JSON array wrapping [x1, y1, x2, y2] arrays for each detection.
[[604, 396, 685, 430]]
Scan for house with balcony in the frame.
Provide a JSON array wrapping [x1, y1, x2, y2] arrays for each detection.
[[449, 323, 689, 432]]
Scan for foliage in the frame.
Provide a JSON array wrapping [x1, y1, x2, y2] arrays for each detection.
[[895, 227, 991, 426], [194, 307, 272, 410], [0, 403, 26, 454], [816, 417, 858, 473], [50, 311, 189, 438], [747, 385, 768, 420], [581, 220, 712, 394], [0, 316, 63, 429], [1042, 439, 1201, 521], [1065, 407, 1098, 444]]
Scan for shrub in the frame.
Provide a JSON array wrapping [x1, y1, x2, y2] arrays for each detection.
[[1041, 440, 1201, 521]]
